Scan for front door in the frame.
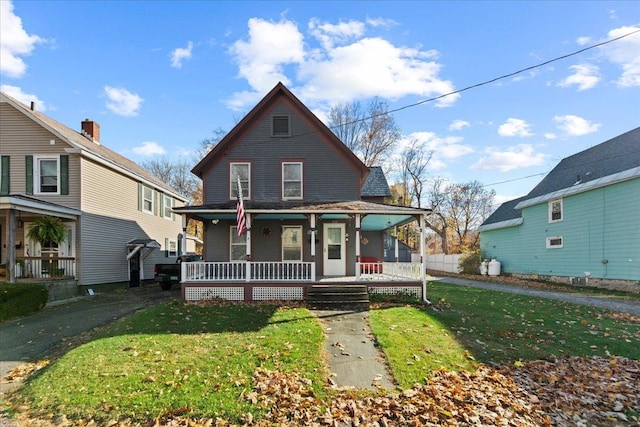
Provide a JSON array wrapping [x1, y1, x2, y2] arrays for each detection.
[[129, 251, 141, 288], [323, 223, 346, 276]]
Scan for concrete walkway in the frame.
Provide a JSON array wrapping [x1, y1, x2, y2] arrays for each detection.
[[313, 309, 395, 390]]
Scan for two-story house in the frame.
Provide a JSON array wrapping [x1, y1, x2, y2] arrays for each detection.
[[174, 82, 431, 302], [1, 92, 187, 296], [478, 127, 640, 292]]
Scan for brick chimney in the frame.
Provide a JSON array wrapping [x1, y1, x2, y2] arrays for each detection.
[[81, 119, 100, 143]]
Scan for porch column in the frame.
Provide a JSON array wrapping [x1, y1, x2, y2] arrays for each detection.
[[355, 214, 361, 280], [309, 214, 316, 259], [181, 215, 188, 256], [5, 209, 17, 283], [394, 226, 399, 262], [245, 213, 252, 282], [420, 213, 429, 303], [310, 214, 316, 281]]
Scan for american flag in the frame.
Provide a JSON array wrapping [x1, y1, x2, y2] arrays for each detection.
[[236, 177, 246, 236]]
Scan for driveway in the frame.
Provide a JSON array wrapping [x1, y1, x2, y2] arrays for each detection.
[[0, 285, 179, 382]]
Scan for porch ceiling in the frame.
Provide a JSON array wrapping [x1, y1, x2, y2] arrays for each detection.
[[178, 200, 426, 231]]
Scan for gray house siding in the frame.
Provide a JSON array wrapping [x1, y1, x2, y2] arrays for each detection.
[[203, 101, 361, 204]]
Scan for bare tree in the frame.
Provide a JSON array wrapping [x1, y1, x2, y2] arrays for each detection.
[[194, 127, 227, 163], [401, 139, 433, 208], [425, 179, 495, 254], [328, 98, 401, 167], [141, 157, 199, 202]]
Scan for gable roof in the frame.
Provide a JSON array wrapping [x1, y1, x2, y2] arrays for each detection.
[[0, 92, 187, 201], [191, 82, 369, 180], [481, 127, 640, 229], [362, 166, 392, 198]]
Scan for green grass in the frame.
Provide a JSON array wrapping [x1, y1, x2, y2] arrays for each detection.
[[14, 301, 326, 423], [0, 283, 48, 322], [369, 281, 640, 388], [10, 282, 640, 423]]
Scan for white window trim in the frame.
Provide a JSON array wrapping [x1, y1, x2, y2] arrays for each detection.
[[230, 226, 247, 261], [34, 155, 60, 195], [142, 185, 154, 214], [282, 162, 303, 200], [282, 225, 303, 261], [271, 114, 291, 137], [230, 162, 251, 200], [168, 239, 178, 257], [163, 194, 173, 219], [548, 198, 563, 223], [546, 236, 564, 249]]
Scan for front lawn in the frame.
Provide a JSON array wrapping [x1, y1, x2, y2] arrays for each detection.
[[6, 282, 639, 425]]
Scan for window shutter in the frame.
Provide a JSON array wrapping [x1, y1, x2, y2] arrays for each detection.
[[137, 183, 142, 211], [60, 155, 69, 195], [164, 237, 169, 257], [154, 190, 160, 216], [159, 193, 165, 217], [0, 156, 9, 195], [25, 155, 33, 195]]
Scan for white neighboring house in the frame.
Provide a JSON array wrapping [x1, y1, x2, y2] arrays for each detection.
[[0, 91, 188, 291]]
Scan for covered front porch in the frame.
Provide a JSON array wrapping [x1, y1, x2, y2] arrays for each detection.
[[174, 201, 430, 302], [1, 195, 80, 284]]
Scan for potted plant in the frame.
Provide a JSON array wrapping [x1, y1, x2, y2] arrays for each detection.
[[27, 216, 67, 276]]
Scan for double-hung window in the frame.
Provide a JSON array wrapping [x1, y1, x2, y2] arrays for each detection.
[[163, 194, 173, 219], [230, 162, 250, 199], [282, 226, 302, 261], [35, 155, 60, 194], [230, 227, 247, 260], [282, 162, 303, 200], [549, 199, 563, 222], [142, 185, 154, 214]]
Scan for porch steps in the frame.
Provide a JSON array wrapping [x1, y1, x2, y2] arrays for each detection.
[[307, 285, 369, 311]]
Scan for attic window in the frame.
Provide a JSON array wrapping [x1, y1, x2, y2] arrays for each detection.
[[271, 115, 291, 137], [549, 199, 563, 223]]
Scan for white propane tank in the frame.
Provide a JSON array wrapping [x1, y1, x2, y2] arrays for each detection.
[[480, 260, 488, 276], [488, 259, 501, 276]]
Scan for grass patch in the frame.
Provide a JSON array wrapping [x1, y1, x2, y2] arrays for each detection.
[[13, 301, 326, 423], [0, 283, 48, 322], [370, 281, 640, 388]]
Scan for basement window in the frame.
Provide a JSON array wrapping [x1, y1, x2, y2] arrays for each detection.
[[546, 236, 564, 249]]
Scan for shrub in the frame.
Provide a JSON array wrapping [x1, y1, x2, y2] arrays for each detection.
[[459, 250, 482, 275], [0, 283, 49, 322]]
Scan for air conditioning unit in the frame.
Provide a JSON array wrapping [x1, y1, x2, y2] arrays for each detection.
[[570, 277, 586, 286]]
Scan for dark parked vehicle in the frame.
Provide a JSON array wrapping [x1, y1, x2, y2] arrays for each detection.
[[154, 254, 202, 290]]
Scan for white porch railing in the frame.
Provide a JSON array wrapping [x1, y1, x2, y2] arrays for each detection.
[[358, 262, 423, 281], [182, 261, 315, 282]]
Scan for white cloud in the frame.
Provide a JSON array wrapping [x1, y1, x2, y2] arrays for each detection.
[[395, 131, 473, 172], [104, 86, 143, 117], [228, 18, 305, 94], [449, 119, 470, 131], [471, 144, 547, 172], [226, 17, 458, 110], [365, 17, 398, 29], [132, 141, 165, 156], [498, 118, 533, 137], [170, 41, 193, 69], [553, 115, 600, 136], [576, 36, 591, 46], [544, 132, 557, 140], [309, 18, 365, 50], [0, 0, 45, 78], [600, 25, 640, 87], [0, 84, 46, 111], [557, 64, 600, 90]]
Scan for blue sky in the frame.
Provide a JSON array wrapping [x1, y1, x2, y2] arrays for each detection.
[[2, 0, 639, 208]]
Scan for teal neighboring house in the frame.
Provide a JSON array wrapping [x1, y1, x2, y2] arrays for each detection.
[[478, 127, 640, 291]]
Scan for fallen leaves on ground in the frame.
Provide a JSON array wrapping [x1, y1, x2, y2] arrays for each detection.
[[3, 356, 638, 426]]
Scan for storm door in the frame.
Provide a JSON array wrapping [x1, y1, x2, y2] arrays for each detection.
[[323, 223, 346, 276]]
